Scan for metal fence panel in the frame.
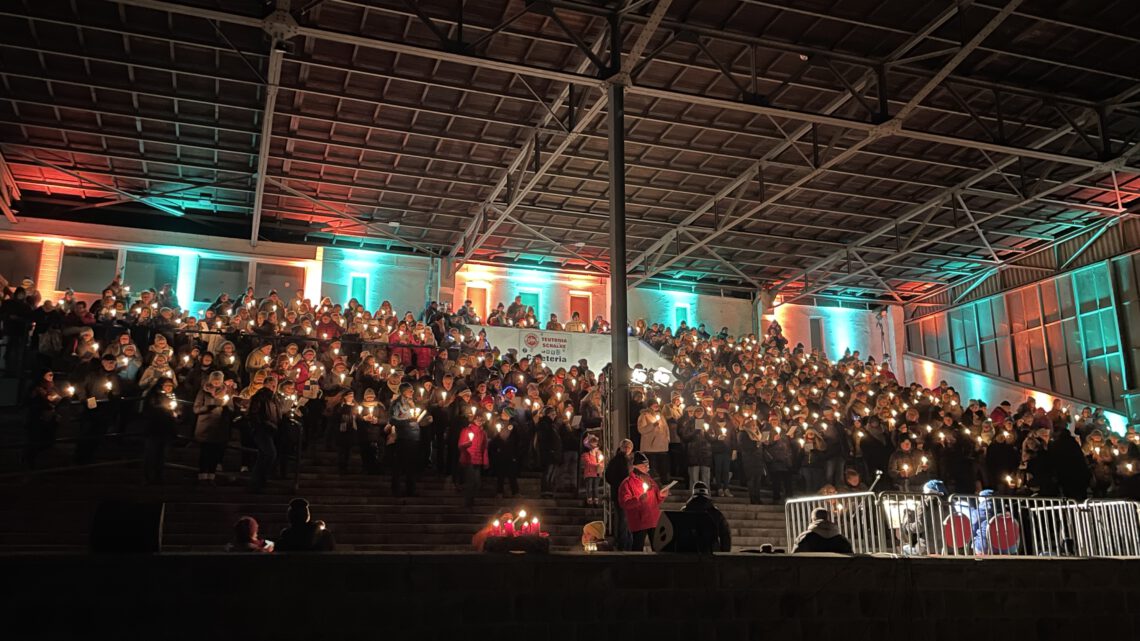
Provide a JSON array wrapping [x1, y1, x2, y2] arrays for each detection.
[[1080, 500, 1140, 557], [785, 492, 884, 554]]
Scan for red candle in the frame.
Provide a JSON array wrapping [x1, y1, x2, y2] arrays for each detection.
[[491, 519, 502, 537], [504, 520, 515, 537]]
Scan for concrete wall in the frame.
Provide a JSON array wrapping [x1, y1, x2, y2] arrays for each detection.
[[770, 303, 901, 373], [321, 247, 432, 316], [3, 553, 1134, 640], [627, 287, 755, 337], [452, 263, 609, 325]]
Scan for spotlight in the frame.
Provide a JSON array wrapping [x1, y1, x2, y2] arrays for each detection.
[[631, 368, 648, 385], [652, 368, 672, 386]]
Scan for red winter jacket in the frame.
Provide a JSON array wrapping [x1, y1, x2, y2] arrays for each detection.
[[618, 471, 664, 532], [581, 449, 602, 478], [458, 423, 488, 467]]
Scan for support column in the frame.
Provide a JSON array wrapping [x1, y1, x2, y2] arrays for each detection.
[[607, 78, 629, 449]]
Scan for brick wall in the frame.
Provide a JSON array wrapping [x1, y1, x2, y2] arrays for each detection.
[[3, 553, 1136, 640]]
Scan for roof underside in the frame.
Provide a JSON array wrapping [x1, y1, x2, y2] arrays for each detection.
[[1, 0, 1139, 304]]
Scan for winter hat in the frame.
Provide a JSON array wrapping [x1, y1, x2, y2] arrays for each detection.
[[811, 507, 830, 522], [632, 451, 649, 467], [922, 479, 948, 496], [693, 481, 711, 497]]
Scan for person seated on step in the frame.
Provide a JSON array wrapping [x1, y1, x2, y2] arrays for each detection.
[[277, 498, 335, 552]]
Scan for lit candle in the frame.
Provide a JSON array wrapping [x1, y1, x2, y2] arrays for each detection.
[[104, 381, 113, 391], [65, 385, 75, 396]]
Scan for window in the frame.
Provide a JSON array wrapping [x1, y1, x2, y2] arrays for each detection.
[[123, 251, 179, 293], [569, 293, 590, 324], [674, 304, 689, 329], [1072, 264, 1126, 409], [519, 291, 539, 318], [906, 322, 922, 355], [349, 274, 369, 306], [465, 286, 487, 319], [58, 246, 117, 294], [195, 258, 249, 303], [809, 318, 824, 353], [0, 240, 41, 287], [253, 262, 305, 298]]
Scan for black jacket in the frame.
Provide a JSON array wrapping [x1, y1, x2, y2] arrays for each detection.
[[792, 520, 854, 554], [277, 522, 336, 552], [249, 387, 282, 432], [535, 417, 562, 466], [680, 494, 732, 552]]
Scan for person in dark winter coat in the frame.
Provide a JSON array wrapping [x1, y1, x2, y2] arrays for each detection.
[[536, 406, 562, 498], [680, 482, 732, 552], [193, 371, 232, 483], [248, 375, 282, 491], [1051, 427, 1091, 499], [489, 409, 520, 498], [277, 498, 335, 552], [605, 438, 634, 549], [142, 377, 180, 485], [763, 423, 796, 502], [678, 407, 713, 490], [26, 370, 61, 469], [792, 507, 854, 554]]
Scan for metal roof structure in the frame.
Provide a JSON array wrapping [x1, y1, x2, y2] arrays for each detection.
[[2, 0, 1139, 305]]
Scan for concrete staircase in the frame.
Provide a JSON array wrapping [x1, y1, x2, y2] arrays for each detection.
[[0, 443, 787, 553]]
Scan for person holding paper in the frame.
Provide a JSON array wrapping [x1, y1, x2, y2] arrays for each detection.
[[618, 452, 671, 552]]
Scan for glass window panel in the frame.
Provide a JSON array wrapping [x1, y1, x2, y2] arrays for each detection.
[[1056, 275, 1076, 318], [1052, 367, 1071, 397], [996, 337, 1014, 379], [976, 299, 994, 340], [123, 251, 179, 294], [1069, 363, 1089, 401], [1062, 318, 1083, 362], [1073, 269, 1098, 314], [922, 318, 938, 356], [195, 258, 248, 303], [519, 292, 540, 319], [963, 308, 978, 347], [1040, 281, 1060, 323], [1082, 313, 1105, 357], [1007, 290, 1025, 333], [1013, 333, 1031, 375], [953, 348, 967, 366], [1108, 358, 1125, 410], [58, 246, 117, 294], [982, 342, 999, 375], [1098, 308, 1120, 353], [1023, 288, 1042, 328], [1088, 357, 1111, 405], [935, 314, 952, 359], [1028, 330, 1048, 371], [0, 240, 42, 288], [949, 309, 965, 352], [1033, 369, 1051, 389], [907, 323, 922, 354], [966, 344, 981, 370], [992, 295, 1009, 336], [1045, 323, 1067, 365], [1091, 264, 1113, 309], [253, 263, 304, 299]]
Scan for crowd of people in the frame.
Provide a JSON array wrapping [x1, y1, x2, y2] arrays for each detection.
[[3, 270, 1140, 554], [5, 275, 608, 504]]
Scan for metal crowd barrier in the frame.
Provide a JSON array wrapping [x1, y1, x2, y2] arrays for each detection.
[[784, 491, 885, 554], [1076, 500, 1140, 557], [785, 492, 1140, 558]]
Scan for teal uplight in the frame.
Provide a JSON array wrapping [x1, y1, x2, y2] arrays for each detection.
[[508, 268, 551, 285], [815, 306, 858, 357], [1105, 411, 1127, 436]]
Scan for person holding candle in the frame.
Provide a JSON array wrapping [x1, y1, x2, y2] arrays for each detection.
[[458, 414, 488, 509], [763, 415, 796, 503], [25, 369, 62, 469], [618, 452, 670, 552], [489, 408, 521, 499], [389, 382, 429, 497], [637, 399, 671, 487], [536, 405, 562, 499], [678, 405, 713, 493], [605, 438, 635, 549], [580, 434, 603, 507], [142, 377, 180, 485], [248, 374, 282, 492], [74, 354, 122, 465], [194, 371, 232, 484]]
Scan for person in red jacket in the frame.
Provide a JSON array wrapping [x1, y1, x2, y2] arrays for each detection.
[[618, 452, 671, 551], [459, 414, 489, 509]]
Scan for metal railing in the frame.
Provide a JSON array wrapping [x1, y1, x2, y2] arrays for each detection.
[[785, 491, 1140, 559], [785, 491, 885, 554]]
